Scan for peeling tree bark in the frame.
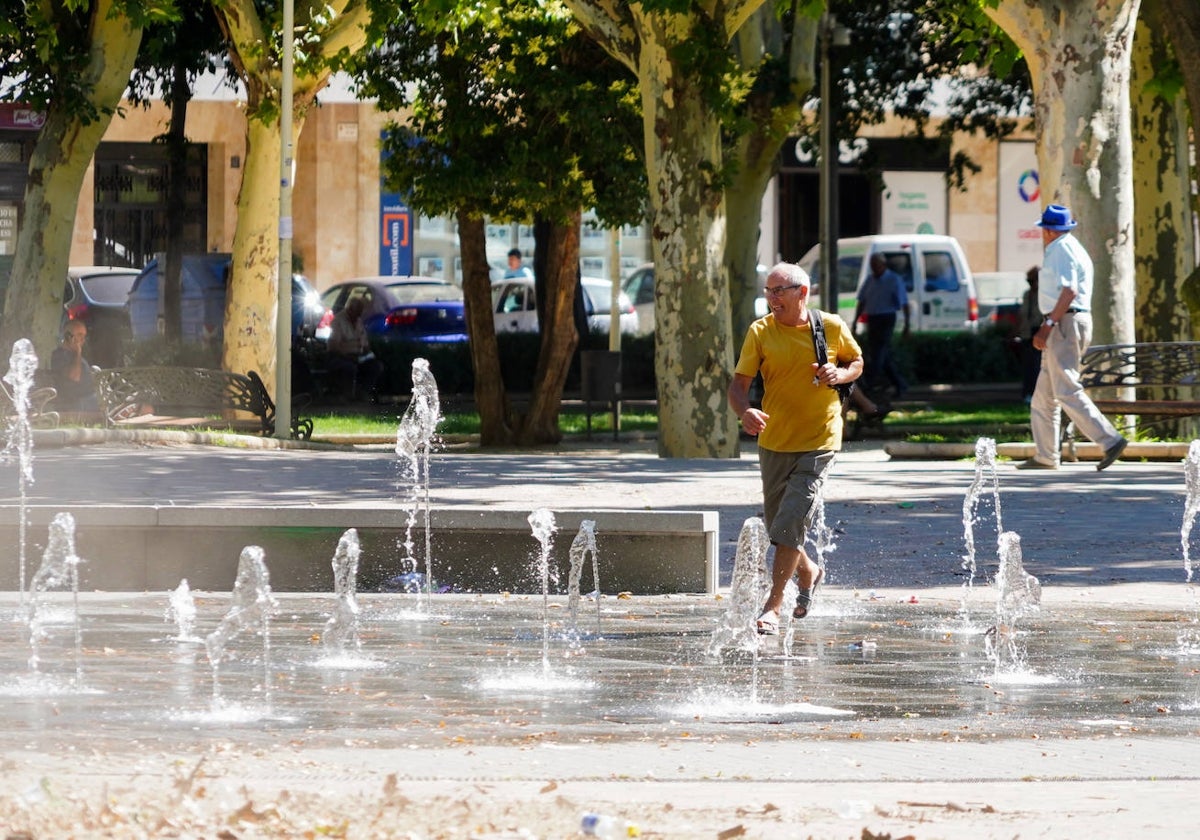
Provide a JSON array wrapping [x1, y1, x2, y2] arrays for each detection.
[[639, 40, 738, 459], [1131, 2, 1194, 343], [1158, 0, 1200, 326], [726, 6, 818, 343], [567, 0, 767, 458], [987, 0, 1140, 345], [0, 3, 143, 362], [215, 1, 368, 395]]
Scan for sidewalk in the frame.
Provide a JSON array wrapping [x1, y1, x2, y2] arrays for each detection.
[[9, 430, 1191, 596]]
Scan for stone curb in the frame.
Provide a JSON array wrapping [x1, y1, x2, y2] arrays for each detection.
[[29, 427, 345, 451], [885, 439, 1190, 461]]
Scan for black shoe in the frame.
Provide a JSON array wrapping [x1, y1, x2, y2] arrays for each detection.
[[1097, 437, 1128, 471]]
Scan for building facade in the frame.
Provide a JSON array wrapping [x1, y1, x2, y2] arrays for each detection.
[[0, 92, 1034, 298]]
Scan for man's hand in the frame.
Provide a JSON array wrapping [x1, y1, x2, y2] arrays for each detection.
[[740, 407, 768, 436], [63, 329, 85, 360], [1032, 324, 1049, 351], [811, 361, 841, 387]]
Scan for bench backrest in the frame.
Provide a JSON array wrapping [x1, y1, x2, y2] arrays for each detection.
[[1080, 342, 1200, 389], [95, 366, 275, 431]]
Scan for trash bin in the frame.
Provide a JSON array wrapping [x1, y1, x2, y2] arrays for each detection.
[[581, 350, 621, 440]]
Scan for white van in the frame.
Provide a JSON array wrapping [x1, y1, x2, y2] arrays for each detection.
[[797, 234, 979, 332]]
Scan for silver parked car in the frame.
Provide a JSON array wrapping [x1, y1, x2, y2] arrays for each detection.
[[491, 277, 639, 335]]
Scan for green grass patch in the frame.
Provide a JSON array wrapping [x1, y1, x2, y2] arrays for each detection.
[[888, 402, 1031, 427], [306, 407, 658, 438], [884, 401, 1032, 444]]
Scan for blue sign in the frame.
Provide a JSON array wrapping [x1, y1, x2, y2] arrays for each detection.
[[379, 195, 412, 276]]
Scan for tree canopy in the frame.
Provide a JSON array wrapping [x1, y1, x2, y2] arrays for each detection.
[[0, 0, 174, 360], [355, 0, 646, 445]]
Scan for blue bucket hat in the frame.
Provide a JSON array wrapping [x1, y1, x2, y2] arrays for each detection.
[[1036, 204, 1078, 231]]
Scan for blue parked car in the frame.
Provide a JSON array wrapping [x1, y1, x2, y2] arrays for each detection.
[[128, 254, 328, 345], [319, 277, 467, 344]]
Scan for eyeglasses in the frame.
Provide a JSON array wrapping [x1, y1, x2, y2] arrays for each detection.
[[764, 284, 804, 296]]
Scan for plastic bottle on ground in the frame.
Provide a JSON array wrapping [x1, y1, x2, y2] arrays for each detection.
[[580, 812, 639, 838]]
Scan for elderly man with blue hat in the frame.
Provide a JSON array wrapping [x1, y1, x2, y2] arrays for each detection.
[[1017, 204, 1127, 471]]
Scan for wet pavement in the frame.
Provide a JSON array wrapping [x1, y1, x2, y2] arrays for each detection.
[[5, 590, 1200, 751], [2, 435, 1200, 837]]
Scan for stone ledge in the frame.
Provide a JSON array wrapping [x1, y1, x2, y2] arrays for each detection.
[[885, 440, 1190, 461], [0, 505, 719, 595]]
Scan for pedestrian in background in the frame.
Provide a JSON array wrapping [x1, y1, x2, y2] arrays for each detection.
[[1018, 265, 1043, 405], [504, 248, 533, 279], [853, 253, 910, 400], [1018, 204, 1127, 471]]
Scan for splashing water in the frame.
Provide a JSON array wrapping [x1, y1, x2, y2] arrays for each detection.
[[962, 437, 1004, 618], [528, 508, 558, 674], [1182, 440, 1200, 584], [567, 519, 601, 636], [709, 517, 770, 659], [205, 546, 278, 708], [805, 494, 838, 570], [322, 529, 362, 655], [984, 531, 1042, 674], [395, 358, 442, 609], [4, 339, 39, 607], [27, 512, 84, 682], [165, 579, 198, 642]]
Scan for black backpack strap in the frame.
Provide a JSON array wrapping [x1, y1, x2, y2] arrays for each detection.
[[810, 307, 854, 404], [809, 307, 830, 366]]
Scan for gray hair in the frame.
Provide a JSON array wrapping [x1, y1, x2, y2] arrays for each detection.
[[766, 262, 810, 289]]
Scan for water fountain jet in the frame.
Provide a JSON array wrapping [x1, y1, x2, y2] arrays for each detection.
[[205, 546, 278, 710], [984, 531, 1042, 675], [3, 338, 39, 607], [567, 519, 601, 636], [321, 528, 364, 659], [394, 358, 442, 610], [165, 579, 199, 642], [26, 512, 83, 683], [961, 437, 1004, 623]]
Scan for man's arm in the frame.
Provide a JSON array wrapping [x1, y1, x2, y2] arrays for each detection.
[[814, 355, 863, 387], [728, 373, 767, 436], [1031, 287, 1077, 351]]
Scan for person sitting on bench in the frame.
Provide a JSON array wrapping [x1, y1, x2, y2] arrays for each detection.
[[326, 296, 383, 402]]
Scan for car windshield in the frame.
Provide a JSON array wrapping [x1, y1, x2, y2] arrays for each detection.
[[80, 273, 139, 304], [386, 282, 464, 305]]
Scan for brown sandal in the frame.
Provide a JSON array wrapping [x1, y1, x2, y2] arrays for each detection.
[[793, 566, 825, 620]]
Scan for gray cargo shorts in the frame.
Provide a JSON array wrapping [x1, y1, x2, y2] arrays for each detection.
[[758, 448, 836, 550]]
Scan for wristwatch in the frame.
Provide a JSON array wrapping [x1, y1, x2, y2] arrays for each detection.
[[1043, 316, 1056, 327]]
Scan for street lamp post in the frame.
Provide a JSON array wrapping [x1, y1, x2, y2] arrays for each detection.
[[818, 13, 848, 315], [275, 0, 294, 440]]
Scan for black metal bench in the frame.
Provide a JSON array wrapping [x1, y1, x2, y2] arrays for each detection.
[[94, 366, 313, 439], [1078, 342, 1200, 418], [1, 379, 58, 429], [1064, 341, 1200, 457]]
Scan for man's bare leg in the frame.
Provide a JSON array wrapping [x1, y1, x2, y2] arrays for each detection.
[[763, 544, 820, 615]]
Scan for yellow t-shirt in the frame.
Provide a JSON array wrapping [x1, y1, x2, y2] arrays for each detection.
[[734, 310, 862, 453]]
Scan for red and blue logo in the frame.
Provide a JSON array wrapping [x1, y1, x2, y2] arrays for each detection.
[[1017, 169, 1040, 203]]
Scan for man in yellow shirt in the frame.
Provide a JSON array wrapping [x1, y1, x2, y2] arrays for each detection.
[[727, 263, 863, 635]]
